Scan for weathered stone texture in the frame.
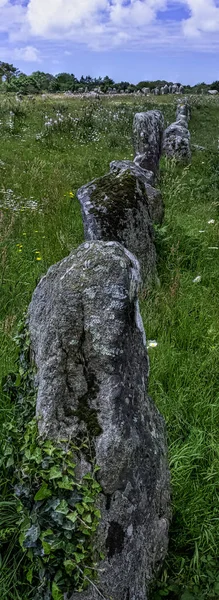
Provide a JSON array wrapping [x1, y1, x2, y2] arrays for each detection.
[[176, 100, 191, 122], [162, 122, 191, 162], [28, 241, 170, 600], [133, 110, 164, 175], [77, 168, 158, 282], [110, 160, 164, 225]]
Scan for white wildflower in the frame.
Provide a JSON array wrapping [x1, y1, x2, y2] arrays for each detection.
[[208, 219, 215, 224], [193, 276, 202, 283], [147, 340, 158, 349]]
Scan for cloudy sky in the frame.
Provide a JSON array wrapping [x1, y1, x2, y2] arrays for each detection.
[[0, 0, 219, 84]]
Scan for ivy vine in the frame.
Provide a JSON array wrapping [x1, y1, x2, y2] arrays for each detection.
[[0, 318, 103, 600]]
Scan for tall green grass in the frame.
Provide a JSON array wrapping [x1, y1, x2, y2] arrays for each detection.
[[0, 94, 219, 599]]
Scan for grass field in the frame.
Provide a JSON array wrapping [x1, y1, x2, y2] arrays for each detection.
[[0, 93, 219, 599]]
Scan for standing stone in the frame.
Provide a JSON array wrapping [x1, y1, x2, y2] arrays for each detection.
[[172, 84, 178, 94], [154, 87, 160, 95], [163, 84, 169, 94], [110, 160, 164, 224], [176, 115, 188, 128], [133, 110, 164, 176], [169, 85, 173, 94], [176, 100, 191, 121], [133, 154, 155, 183], [142, 87, 150, 95], [77, 167, 157, 282], [28, 240, 170, 600], [162, 122, 191, 161], [179, 85, 184, 94]]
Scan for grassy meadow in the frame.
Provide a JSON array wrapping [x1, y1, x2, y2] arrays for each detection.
[[0, 93, 219, 599]]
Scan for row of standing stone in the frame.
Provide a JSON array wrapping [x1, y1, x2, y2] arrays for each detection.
[[77, 102, 191, 285], [163, 99, 191, 161], [27, 101, 190, 600]]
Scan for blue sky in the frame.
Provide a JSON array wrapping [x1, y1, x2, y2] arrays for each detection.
[[0, 0, 219, 84]]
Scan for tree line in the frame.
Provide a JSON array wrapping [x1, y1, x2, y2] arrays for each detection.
[[0, 61, 218, 95]]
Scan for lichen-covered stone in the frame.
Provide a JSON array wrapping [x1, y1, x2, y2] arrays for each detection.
[[28, 241, 170, 600], [176, 100, 191, 121], [133, 155, 155, 184], [162, 121, 191, 162], [77, 169, 157, 282], [176, 115, 188, 128], [133, 110, 164, 175], [110, 160, 164, 225]]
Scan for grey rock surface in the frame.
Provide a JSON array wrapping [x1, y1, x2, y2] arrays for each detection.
[[162, 121, 191, 161], [176, 100, 191, 122], [133, 110, 164, 175], [110, 160, 164, 224], [133, 154, 155, 184], [176, 116, 188, 128], [77, 168, 158, 281], [28, 241, 170, 600], [142, 87, 150, 95]]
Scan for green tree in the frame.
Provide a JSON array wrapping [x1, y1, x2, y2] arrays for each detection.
[[0, 61, 18, 83]]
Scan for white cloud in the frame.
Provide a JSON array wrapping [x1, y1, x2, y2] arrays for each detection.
[[27, 0, 108, 34], [183, 0, 219, 36], [1, 0, 219, 55], [0, 44, 41, 63], [13, 45, 41, 62], [26, 0, 169, 34]]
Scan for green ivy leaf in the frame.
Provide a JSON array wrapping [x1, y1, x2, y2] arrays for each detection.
[[55, 500, 69, 515], [52, 581, 63, 600], [49, 466, 63, 480], [43, 441, 56, 456], [57, 476, 73, 490], [42, 540, 51, 555], [75, 503, 84, 515], [41, 529, 54, 538], [31, 447, 42, 464], [66, 511, 78, 523], [73, 552, 85, 564], [34, 482, 52, 501], [83, 514, 92, 524], [64, 559, 75, 575], [26, 567, 33, 583]]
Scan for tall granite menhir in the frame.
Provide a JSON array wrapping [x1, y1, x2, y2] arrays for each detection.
[[133, 110, 164, 176], [28, 241, 170, 600], [77, 162, 163, 283], [162, 100, 191, 162]]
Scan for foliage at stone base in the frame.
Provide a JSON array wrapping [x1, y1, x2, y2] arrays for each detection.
[[0, 320, 102, 600]]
